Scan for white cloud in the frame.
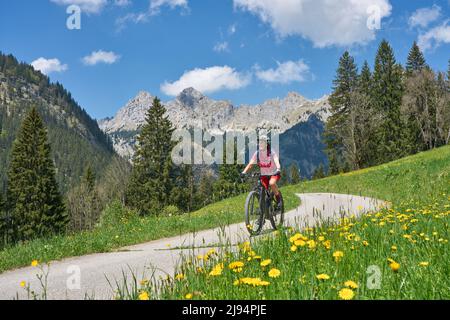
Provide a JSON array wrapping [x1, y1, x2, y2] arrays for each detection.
[[50, 0, 107, 14], [213, 41, 230, 53], [116, 0, 188, 30], [150, 0, 188, 14], [255, 60, 309, 84], [233, 0, 392, 47], [418, 21, 450, 52], [228, 23, 237, 35], [82, 50, 121, 65], [409, 5, 441, 28], [31, 58, 68, 75], [161, 66, 251, 96], [114, 0, 131, 6]]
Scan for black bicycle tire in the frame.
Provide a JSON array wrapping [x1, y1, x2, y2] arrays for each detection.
[[269, 192, 285, 230], [245, 190, 263, 235]]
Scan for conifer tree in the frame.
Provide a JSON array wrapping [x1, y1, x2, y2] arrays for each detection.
[[406, 42, 427, 74], [324, 51, 359, 171], [371, 40, 405, 163], [279, 167, 290, 186], [6, 106, 67, 240], [289, 163, 301, 184], [67, 165, 101, 231], [312, 164, 326, 180], [125, 98, 176, 215]]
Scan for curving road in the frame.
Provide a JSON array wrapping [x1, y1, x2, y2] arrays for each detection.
[[0, 193, 387, 300]]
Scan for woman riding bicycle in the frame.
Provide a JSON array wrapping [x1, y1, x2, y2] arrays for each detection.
[[242, 135, 282, 209]]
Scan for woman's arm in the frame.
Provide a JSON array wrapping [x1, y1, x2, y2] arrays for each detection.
[[273, 152, 281, 173]]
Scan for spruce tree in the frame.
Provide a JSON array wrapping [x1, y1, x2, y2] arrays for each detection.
[[279, 167, 290, 186], [312, 164, 326, 180], [356, 61, 378, 167], [406, 42, 427, 74], [371, 40, 405, 163], [324, 51, 359, 171], [6, 106, 67, 240], [126, 98, 176, 215], [83, 165, 96, 193], [289, 163, 301, 184]]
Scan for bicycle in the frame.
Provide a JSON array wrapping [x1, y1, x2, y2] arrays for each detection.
[[244, 173, 284, 236]]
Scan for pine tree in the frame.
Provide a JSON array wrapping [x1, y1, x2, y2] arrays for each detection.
[[196, 170, 215, 208], [324, 51, 359, 171], [289, 163, 301, 184], [214, 137, 246, 200], [356, 61, 378, 167], [406, 42, 427, 74], [67, 166, 102, 231], [279, 167, 290, 186], [312, 164, 326, 180], [6, 106, 67, 241], [371, 40, 405, 163], [83, 165, 96, 193], [125, 98, 176, 215]]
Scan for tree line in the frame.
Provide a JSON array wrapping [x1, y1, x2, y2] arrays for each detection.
[[325, 40, 449, 173]]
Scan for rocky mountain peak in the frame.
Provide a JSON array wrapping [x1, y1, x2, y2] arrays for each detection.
[[176, 87, 207, 108]]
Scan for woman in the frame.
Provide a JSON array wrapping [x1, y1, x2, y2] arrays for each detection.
[[242, 135, 282, 208]]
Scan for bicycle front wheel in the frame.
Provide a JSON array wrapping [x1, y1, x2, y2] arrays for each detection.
[[245, 190, 263, 235]]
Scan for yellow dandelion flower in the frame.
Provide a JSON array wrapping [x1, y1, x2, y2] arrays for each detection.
[[389, 261, 400, 272], [294, 239, 306, 247], [185, 293, 193, 300], [140, 279, 149, 286], [20, 281, 26, 288], [138, 291, 150, 300], [260, 259, 272, 267], [323, 240, 331, 250], [209, 263, 224, 276], [175, 273, 186, 281], [344, 280, 358, 289], [307, 240, 316, 249], [316, 273, 330, 280], [229, 261, 245, 270], [333, 251, 344, 262], [338, 288, 355, 300], [362, 241, 369, 246], [31, 260, 39, 267], [290, 245, 298, 252], [268, 268, 281, 278], [391, 245, 397, 251]]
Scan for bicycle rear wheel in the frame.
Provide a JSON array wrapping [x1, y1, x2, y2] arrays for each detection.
[[245, 190, 263, 235], [269, 192, 284, 230]]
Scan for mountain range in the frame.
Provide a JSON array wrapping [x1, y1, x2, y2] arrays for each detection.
[[99, 88, 331, 177]]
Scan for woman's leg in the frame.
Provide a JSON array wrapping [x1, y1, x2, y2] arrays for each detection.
[[269, 177, 280, 200]]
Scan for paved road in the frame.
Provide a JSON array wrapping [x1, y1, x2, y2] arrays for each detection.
[[0, 193, 386, 300]]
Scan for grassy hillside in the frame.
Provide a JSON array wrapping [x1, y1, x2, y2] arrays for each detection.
[[144, 146, 450, 300]]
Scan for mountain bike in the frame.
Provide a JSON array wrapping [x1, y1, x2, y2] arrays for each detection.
[[244, 173, 284, 236]]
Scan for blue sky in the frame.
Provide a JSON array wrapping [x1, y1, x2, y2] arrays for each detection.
[[0, 0, 449, 119]]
